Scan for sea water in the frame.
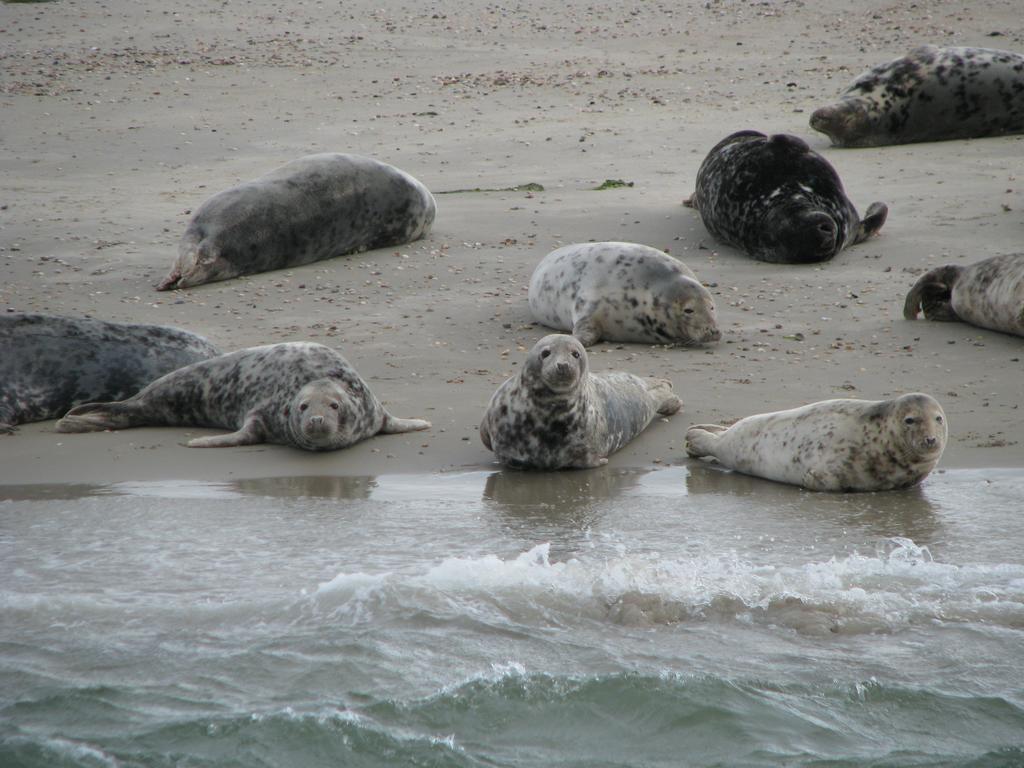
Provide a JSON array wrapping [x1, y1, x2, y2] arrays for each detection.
[[2, 466, 1023, 767]]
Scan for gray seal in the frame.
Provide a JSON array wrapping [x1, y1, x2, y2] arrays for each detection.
[[684, 130, 887, 264], [903, 253, 1024, 337], [479, 334, 682, 469], [56, 341, 430, 451], [811, 45, 1024, 147], [685, 393, 947, 492], [0, 313, 219, 433], [157, 153, 436, 290], [528, 241, 721, 347]]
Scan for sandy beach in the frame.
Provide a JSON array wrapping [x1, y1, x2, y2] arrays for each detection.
[[1, 0, 1021, 486]]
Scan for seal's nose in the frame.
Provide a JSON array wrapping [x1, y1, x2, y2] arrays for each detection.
[[555, 361, 571, 376], [924, 435, 938, 448], [309, 415, 325, 427]]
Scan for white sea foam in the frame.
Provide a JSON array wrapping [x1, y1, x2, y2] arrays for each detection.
[[312, 539, 1024, 633]]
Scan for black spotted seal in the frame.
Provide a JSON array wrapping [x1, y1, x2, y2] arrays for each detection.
[[528, 241, 721, 346], [685, 393, 947, 492], [684, 130, 887, 264], [904, 253, 1024, 337], [479, 334, 682, 469], [811, 45, 1024, 147], [157, 153, 436, 290], [57, 342, 430, 451], [0, 313, 219, 433]]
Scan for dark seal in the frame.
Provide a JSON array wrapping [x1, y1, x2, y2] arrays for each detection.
[[157, 153, 436, 290], [811, 45, 1024, 147], [685, 393, 947, 492], [57, 342, 431, 451], [479, 334, 682, 470], [903, 253, 1024, 337], [684, 130, 887, 264], [0, 313, 219, 434]]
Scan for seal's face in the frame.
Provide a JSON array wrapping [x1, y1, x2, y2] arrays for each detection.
[[670, 283, 721, 345], [762, 201, 841, 264], [894, 393, 947, 462], [810, 100, 877, 147], [526, 334, 588, 394], [287, 379, 353, 450]]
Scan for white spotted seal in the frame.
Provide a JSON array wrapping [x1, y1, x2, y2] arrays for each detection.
[[56, 342, 430, 451], [811, 45, 1024, 147], [904, 253, 1024, 337], [685, 393, 947, 492], [0, 313, 219, 434], [157, 153, 436, 290], [528, 242, 721, 347], [479, 334, 682, 469], [684, 130, 887, 264]]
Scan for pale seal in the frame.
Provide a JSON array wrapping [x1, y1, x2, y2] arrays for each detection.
[[684, 130, 887, 264], [56, 342, 430, 451], [811, 45, 1024, 147], [527, 242, 721, 346], [0, 313, 219, 434], [157, 153, 436, 290], [479, 334, 682, 469], [903, 253, 1024, 337], [685, 393, 947, 492]]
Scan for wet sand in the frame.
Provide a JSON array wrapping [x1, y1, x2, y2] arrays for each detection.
[[1, 0, 1022, 485]]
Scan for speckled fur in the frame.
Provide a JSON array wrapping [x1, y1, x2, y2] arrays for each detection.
[[685, 394, 947, 492], [479, 334, 682, 470], [528, 242, 721, 346], [904, 253, 1024, 337], [158, 153, 436, 290], [811, 45, 1024, 147], [0, 313, 219, 433], [56, 342, 430, 451], [685, 131, 887, 264]]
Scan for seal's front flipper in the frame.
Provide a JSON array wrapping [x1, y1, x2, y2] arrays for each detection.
[[380, 414, 431, 434], [854, 201, 888, 244], [56, 401, 146, 433], [187, 414, 265, 448], [571, 316, 603, 347]]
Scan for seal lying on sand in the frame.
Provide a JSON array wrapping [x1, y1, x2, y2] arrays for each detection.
[[684, 130, 887, 264], [811, 45, 1024, 147], [903, 253, 1024, 337], [479, 334, 682, 469], [0, 313, 219, 433], [157, 153, 436, 290], [528, 241, 721, 346], [57, 342, 430, 451], [685, 393, 947, 492]]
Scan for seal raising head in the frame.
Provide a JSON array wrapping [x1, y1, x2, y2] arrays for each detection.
[[479, 334, 682, 470], [684, 131, 887, 264], [528, 242, 720, 347]]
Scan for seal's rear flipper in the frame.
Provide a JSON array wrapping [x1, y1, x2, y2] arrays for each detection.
[[380, 414, 431, 434], [854, 201, 888, 244], [685, 424, 726, 458], [902, 265, 962, 322], [56, 401, 145, 433], [644, 378, 682, 416]]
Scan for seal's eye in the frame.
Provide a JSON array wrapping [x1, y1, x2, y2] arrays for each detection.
[[684, 308, 695, 315], [540, 350, 551, 359], [330, 402, 339, 410], [572, 350, 581, 359], [904, 416, 916, 425], [299, 403, 309, 412], [935, 415, 943, 423]]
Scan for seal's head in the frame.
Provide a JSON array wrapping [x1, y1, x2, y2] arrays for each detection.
[[809, 99, 879, 147], [667, 278, 721, 345], [525, 334, 588, 395], [158, 242, 237, 291], [889, 393, 948, 464], [761, 201, 841, 264], [285, 379, 357, 451]]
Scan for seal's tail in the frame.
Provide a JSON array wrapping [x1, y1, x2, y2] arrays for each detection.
[[903, 265, 963, 321], [56, 401, 145, 433], [685, 424, 726, 458], [644, 378, 682, 416]]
